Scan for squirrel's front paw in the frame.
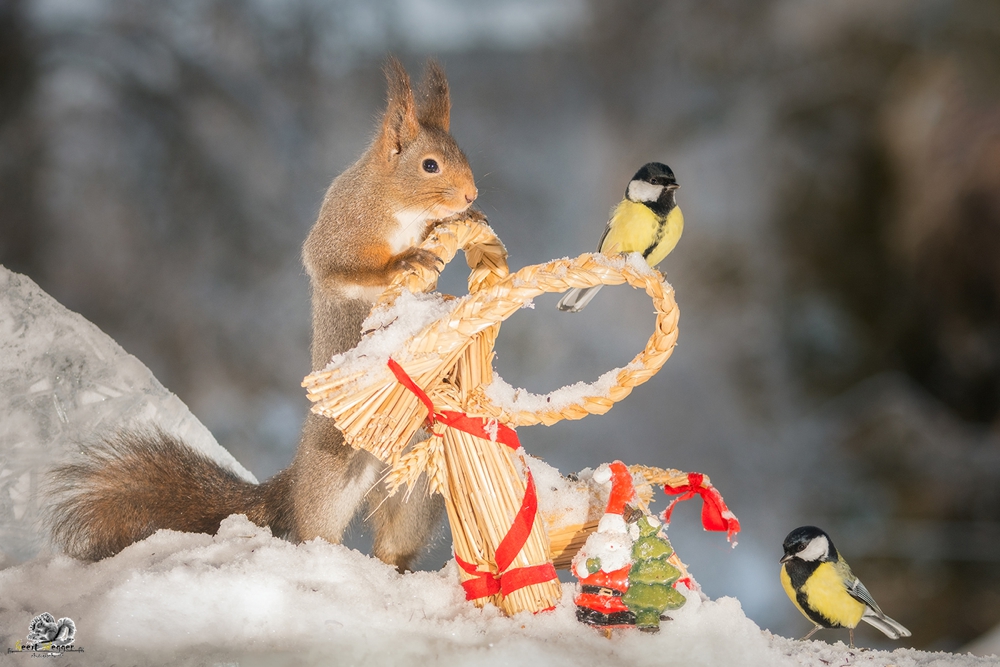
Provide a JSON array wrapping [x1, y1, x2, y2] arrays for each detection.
[[435, 208, 489, 226], [463, 208, 489, 225], [393, 248, 443, 275]]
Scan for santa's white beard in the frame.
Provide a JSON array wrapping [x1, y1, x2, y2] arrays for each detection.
[[572, 530, 633, 578]]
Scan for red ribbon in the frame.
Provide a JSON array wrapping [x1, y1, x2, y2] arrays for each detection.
[[456, 555, 558, 598], [454, 554, 501, 599], [661, 472, 741, 541], [388, 358, 439, 422], [387, 357, 558, 599]]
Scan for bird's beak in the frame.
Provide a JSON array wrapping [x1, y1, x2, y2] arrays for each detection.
[[779, 553, 793, 564], [666, 183, 680, 191]]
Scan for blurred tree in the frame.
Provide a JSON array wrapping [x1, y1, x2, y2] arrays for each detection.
[[581, 0, 1000, 649], [770, 0, 1000, 649], [0, 0, 43, 276]]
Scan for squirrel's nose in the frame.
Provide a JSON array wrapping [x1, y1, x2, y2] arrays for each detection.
[[465, 188, 478, 204]]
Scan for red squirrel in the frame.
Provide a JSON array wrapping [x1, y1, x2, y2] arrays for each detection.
[[50, 58, 479, 571]]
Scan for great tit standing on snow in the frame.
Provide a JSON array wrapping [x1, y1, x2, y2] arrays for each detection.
[[557, 162, 683, 313], [780, 526, 911, 647]]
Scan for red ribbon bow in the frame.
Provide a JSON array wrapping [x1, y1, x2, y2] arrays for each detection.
[[387, 358, 558, 599], [661, 472, 740, 542]]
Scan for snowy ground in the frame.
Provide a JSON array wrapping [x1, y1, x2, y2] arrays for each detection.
[[1, 515, 996, 667]]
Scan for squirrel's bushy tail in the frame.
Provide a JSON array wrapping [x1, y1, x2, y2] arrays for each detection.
[[49, 428, 292, 560]]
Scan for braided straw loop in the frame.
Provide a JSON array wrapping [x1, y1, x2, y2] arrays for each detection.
[[462, 254, 678, 426], [377, 211, 509, 306]]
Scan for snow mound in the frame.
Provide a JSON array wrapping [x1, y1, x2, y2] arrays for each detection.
[[1, 515, 993, 666], [0, 267, 253, 564]]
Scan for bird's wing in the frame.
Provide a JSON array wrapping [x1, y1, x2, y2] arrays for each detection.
[[596, 220, 613, 253], [844, 571, 885, 616]]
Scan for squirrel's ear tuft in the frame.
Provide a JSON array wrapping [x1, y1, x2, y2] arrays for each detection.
[[378, 56, 421, 158], [417, 59, 450, 132]]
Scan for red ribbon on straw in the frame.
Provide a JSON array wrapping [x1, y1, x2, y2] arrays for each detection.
[[387, 358, 558, 599], [661, 472, 741, 542]]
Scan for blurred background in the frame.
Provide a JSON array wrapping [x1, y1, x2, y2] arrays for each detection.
[[2, 0, 999, 652]]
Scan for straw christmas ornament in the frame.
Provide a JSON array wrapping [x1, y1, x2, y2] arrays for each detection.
[[303, 212, 736, 616]]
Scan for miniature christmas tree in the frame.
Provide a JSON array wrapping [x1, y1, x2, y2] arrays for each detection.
[[623, 513, 686, 631]]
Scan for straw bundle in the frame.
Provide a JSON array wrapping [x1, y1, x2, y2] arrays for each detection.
[[437, 390, 562, 613]]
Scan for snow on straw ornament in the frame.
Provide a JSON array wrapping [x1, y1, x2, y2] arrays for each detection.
[[302, 213, 683, 615]]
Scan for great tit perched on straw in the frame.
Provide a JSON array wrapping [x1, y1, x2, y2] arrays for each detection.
[[557, 162, 683, 313], [780, 526, 911, 647]]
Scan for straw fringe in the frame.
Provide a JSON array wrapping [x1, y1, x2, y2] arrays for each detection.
[[385, 434, 447, 499]]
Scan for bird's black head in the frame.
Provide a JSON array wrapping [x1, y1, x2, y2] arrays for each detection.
[[626, 162, 679, 208], [632, 162, 678, 187], [780, 525, 837, 564]]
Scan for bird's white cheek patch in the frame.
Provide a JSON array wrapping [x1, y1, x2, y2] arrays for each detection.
[[798, 535, 829, 562], [627, 180, 664, 203]]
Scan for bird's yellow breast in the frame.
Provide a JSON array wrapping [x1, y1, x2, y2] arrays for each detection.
[[601, 201, 683, 268], [789, 562, 867, 629]]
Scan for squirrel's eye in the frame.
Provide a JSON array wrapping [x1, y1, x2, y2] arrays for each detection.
[[422, 158, 440, 174]]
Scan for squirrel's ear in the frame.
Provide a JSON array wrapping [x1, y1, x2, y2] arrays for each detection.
[[417, 59, 450, 132], [377, 57, 420, 159]]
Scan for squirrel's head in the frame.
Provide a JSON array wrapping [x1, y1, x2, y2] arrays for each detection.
[[373, 58, 478, 220]]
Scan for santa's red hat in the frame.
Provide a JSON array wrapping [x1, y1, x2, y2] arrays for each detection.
[[592, 461, 637, 535]]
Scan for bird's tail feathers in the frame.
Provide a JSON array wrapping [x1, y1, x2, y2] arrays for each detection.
[[557, 285, 603, 313], [861, 609, 911, 639]]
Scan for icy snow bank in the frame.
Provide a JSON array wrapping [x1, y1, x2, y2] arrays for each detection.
[[0, 515, 993, 667], [0, 267, 253, 563]]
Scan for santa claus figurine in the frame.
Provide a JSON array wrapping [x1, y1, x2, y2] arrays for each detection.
[[572, 461, 685, 634]]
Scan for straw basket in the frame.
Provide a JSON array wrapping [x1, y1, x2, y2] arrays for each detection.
[[303, 212, 680, 615]]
